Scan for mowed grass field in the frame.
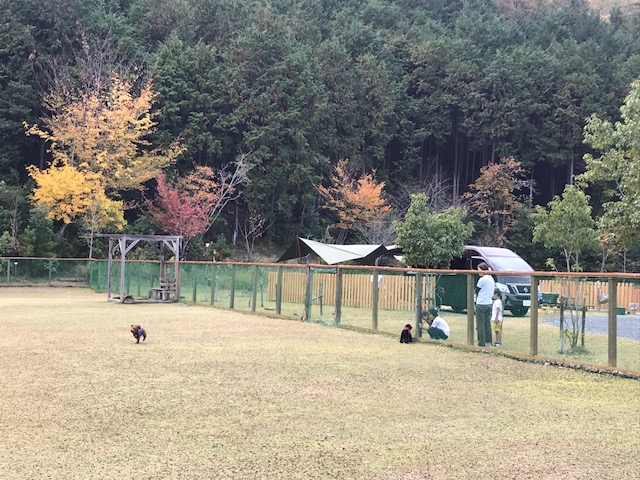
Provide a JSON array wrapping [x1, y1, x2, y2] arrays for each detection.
[[0, 288, 638, 479]]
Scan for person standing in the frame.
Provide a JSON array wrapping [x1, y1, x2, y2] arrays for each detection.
[[491, 289, 504, 346], [475, 262, 495, 347]]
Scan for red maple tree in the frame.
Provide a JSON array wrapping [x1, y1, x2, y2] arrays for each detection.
[[146, 171, 211, 244], [146, 156, 252, 250]]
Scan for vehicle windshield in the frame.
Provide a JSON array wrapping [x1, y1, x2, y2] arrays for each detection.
[[486, 256, 533, 272]]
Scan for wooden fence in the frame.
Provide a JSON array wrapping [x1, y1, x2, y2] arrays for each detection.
[[538, 279, 640, 312], [268, 270, 640, 313], [267, 271, 435, 310]]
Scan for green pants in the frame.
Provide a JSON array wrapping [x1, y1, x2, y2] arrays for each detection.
[[475, 304, 492, 346]]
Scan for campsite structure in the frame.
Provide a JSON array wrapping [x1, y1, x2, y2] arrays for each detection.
[[277, 237, 400, 265], [96, 234, 182, 303]]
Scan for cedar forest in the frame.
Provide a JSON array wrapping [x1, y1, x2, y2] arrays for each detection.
[[0, 0, 639, 271]]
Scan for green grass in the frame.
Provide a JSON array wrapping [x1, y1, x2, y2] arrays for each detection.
[[1, 287, 638, 479]]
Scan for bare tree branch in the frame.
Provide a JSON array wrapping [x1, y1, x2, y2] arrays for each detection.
[[205, 153, 253, 233]]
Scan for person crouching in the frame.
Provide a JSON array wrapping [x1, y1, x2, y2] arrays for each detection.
[[423, 307, 450, 340]]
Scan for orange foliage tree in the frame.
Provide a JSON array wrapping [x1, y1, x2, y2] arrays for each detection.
[[318, 160, 390, 243], [463, 157, 527, 246]]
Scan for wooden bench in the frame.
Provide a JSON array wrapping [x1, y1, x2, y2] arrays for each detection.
[[148, 278, 177, 301]]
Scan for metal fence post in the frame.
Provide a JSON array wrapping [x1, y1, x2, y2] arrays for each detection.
[[49, 259, 53, 287], [608, 278, 617, 367]]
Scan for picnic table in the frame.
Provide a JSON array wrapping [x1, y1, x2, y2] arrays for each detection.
[[148, 278, 177, 301]]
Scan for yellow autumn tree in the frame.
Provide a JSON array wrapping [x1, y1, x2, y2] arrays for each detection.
[[26, 73, 182, 256], [27, 163, 102, 225], [318, 160, 391, 243], [26, 75, 181, 191]]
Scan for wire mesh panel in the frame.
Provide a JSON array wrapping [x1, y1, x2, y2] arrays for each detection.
[[251, 265, 278, 313], [5, 258, 52, 284], [49, 259, 90, 285], [204, 263, 234, 308], [534, 276, 640, 371], [301, 267, 335, 323], [0, 258, 91, 286], [229, 264, 260, 313]]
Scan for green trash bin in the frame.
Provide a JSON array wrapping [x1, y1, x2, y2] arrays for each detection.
[[541, 293, 559, 306], [616, 306, 626, 315]]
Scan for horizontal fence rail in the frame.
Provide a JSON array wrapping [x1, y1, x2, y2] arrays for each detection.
[[267, 270, 640, 313], [1, 257, 639, 375]]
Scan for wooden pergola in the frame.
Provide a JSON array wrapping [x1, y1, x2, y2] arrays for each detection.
[[96, 234, 182, 303]]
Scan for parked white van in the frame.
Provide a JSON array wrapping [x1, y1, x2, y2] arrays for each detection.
[[437, 246, 534, 316]]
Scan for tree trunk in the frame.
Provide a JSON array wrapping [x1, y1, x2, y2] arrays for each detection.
[[39, 139, 46, 170], [528, 166, 534, 207], [491, 138, 496, 164], [567, 149, 575, 184], [453, 129, 460, 199], [232, 203, 238, 246]]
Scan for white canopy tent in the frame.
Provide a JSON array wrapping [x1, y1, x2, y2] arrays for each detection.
[[276, 237, 399, 265]]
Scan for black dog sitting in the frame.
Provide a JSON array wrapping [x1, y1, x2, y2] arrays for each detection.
[[399, 324, 413, 343]]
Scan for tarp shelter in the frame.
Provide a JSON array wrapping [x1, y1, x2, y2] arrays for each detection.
[[276, 237, 394, 265], [95, 234, 182, 303]]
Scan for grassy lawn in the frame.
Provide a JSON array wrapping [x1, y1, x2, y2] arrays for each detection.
[[1, 287, 638, 479], [250, 300, 640, 373]]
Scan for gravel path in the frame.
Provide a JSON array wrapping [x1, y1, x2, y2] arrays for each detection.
[[542, 313, 640, 341]]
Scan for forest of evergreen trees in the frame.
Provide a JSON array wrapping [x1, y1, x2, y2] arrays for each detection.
[[0, 0, 638, 269]]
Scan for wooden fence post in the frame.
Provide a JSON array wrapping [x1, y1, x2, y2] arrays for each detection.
[[230, 264, 236, 309], [276, 267, 283, 315], [608, 278, 617, 368], [251, 265, 259, 312], [303, 266, 313, 321], [530, 275, 539, 356], [210, 264, 217, 305], [125, 265, 131, 296], [559, 299, 565, 354], [335, 267, 343, 324], [467, 273, 475, 345], [192, 270, 197, 303], [372, 270, 379, 330], [414, 273, 423, 334]]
